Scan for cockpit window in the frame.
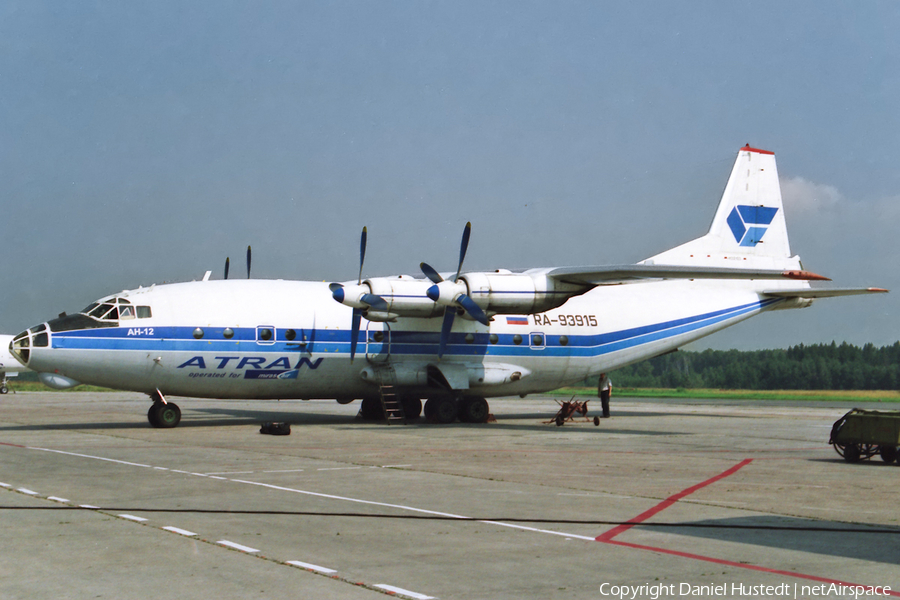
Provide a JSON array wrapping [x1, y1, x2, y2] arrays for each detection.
[[80, 298, 150, 322], [89, 303, 115, 319]]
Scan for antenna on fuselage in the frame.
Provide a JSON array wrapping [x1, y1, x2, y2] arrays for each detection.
[[246, 245, 252, 279], [224, 257, 230, 280]]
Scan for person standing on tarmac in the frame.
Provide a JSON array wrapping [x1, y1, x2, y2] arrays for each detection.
[[597, 373, 612, 418]]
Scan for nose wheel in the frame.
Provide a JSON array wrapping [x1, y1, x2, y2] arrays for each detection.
[[147, 392, 181, 428]]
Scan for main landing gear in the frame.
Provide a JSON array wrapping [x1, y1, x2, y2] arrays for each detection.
[[359, 394, 490, 424], [424, 396, 490, 424], [147, 391, 181, 428]]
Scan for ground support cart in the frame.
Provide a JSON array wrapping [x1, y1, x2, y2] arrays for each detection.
[[830, 408, 900, 464]]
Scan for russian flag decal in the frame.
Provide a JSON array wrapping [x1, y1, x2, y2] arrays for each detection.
[[506, 316, 528, 325]]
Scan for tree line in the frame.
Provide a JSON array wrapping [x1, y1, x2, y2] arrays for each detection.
[[610, 342, 900, 390]]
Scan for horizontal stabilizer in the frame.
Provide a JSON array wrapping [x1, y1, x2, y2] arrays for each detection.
[[546, 264, 830, 286], [762, 287, 888, 299]]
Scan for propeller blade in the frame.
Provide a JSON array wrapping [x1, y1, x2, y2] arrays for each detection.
[[454, 222, 472, 282], [420, 262, 443, 284], [350, 309, 362, 362], [360, 293, 389, 312], [224, 257, 230, 280], [358, 226, 367, 285], [438, 307, 456, 358], [246, 246, 252, 279], [457, 294, 490, 326]]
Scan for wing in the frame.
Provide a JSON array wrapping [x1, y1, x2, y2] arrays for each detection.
[[546, 264, 830, 286], [762, 287, 889, 298]]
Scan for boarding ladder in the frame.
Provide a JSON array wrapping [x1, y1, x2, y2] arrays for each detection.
[[374, 364, 406, 425]]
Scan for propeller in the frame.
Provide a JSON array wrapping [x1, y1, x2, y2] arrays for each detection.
[[329, 227, 388, 361], [223, 246, 252, 280], [419, 222, 489, 358]]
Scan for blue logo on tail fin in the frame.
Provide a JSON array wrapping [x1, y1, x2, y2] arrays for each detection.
[[727, 205, 778, 246]]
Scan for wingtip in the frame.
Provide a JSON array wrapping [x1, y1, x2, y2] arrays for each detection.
[[782, 270, 831, 281]]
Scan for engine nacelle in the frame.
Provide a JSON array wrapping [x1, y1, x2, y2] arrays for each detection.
[[333, 271, 589, 319], [363, 276, 444, 319], [460, 270, 587, 314]]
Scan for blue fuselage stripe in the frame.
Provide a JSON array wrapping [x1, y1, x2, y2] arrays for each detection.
[[49, 299, 777, 359]]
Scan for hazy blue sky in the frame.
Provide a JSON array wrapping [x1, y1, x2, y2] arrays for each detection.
[[2, 1, 897, 350]]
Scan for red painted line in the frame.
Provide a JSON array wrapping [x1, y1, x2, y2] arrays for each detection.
[[741, 144, 775, 155], [596, 458, 753, 542], [606, 539, 900, 597], [0, 442, 25, 448], [596, 458, 899, 596]]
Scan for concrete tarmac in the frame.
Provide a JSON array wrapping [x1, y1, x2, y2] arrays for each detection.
[[0, 392, 897, 599]]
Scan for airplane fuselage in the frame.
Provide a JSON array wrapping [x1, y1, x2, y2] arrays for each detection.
[[16, 278, 787, 400]]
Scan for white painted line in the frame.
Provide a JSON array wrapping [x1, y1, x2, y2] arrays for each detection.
[[286, 560, 337, 574], [17, 488, 38, 495], [207, 476, 226, 480], [47, 496, 70, 503], [316, 467, 362, 471], [261, 469, 305, 473], [480, 520, 596, 541], [204, 471, 256, 475], [79, 504, 100, 509], [380, 464, 412, 468], [373, 584, 435, 599], [25, 444, 597, 547], [217, 540, 259, 553], [230, 479, 470, 519], [119, 514, 148, 522], [30, 447, 152, 469], [0, 482, 10, 487], [153, 467, 169, 471], [163, 526, 197, 536]]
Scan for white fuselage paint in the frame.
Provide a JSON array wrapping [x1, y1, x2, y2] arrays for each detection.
[[20, 277, 786, 400]]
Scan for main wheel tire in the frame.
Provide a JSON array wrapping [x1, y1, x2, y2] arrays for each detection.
[[879, 445, 898, 463], [156, 403, 181, 428], [401, 396, 422, 419], [360, 397, 384, 420], [430, 397, 458, 424], [148, 403, 162, 427], [0, 384, 8, 394], [459, 396, 489, 423]]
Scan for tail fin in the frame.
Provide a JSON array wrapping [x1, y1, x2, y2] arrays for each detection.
[[645, 145, 800, 271]]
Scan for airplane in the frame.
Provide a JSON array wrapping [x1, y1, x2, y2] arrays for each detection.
[[8, 145, 887, 428], [0, 334, 31, 394]]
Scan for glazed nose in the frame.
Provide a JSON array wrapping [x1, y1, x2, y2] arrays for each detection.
[[11, 324, 49, 366]]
